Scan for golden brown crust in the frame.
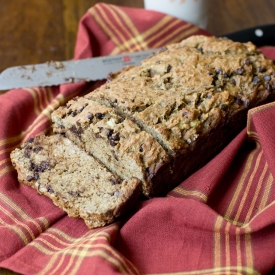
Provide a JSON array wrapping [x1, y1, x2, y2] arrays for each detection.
[[82, 35, 275, 195], [86, 35, 275, 156]]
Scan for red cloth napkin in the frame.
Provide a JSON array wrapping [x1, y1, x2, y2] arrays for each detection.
[[1, 3, 275, 275]]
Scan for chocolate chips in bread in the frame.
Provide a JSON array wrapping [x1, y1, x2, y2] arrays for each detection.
[[52, 97, 171, 197], [10, 134, 140, 228]]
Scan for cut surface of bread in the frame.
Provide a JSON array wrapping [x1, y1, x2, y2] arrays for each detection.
[[52, 98, 171, 197], [10, 134, 140, 228]]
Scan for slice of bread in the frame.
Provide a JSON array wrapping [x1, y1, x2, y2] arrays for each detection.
[[52, 98, 171, 197], [10, 134, 140, 228]]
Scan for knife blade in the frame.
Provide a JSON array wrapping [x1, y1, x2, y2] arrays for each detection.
[[1, 24, 275, 91], [0, 48, 159, 90]]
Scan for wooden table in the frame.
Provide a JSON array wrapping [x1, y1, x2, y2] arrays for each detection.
[[0, 0, 275, 274]]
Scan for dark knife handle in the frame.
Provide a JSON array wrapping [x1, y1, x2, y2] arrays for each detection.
[[222, 24, 275, 47]]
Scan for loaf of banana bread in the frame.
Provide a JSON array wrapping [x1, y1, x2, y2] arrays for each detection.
[[52, 35, 275, 197], [10, 134, 140, 228], [52, 36, 275, 197]]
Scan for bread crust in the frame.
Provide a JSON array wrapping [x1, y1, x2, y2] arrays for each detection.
[[53, 35, 275, 196]]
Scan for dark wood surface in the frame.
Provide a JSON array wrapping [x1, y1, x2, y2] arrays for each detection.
[[0, 0, 275, 76], [0, 0, 275, 274]]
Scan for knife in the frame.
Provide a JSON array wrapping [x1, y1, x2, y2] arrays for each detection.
[[0, 49, 159, 91], [0, 24, 274, 91]]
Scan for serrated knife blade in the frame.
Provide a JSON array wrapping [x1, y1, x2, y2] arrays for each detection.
[[0, 48, 159, 90]]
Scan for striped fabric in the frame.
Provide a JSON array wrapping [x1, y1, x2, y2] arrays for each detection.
[[0, 3, 275, 274]]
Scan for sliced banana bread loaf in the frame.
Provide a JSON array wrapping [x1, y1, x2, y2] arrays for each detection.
[[10, 134, 140, 228], [52, 35, 275, 196], [51, 98, 171, 197]]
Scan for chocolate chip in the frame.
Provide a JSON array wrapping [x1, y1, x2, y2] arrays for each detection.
[[223, 73, 229, 78], [230, 79, 236, 86], [215, 68, 223, 75], [67, 109, 73, 115], [27, 138, 34, 143], [30, 162, 38, 172], [33, 146, 43, 153], [39, 161, 50, 172], [252, 76, 259, 83], [68, 191, 80, 196], [110, 133, 120, 141], [113, 99, 117, 104], [264, 75, 271, 81], [105, 85, 110, 89], [105, 129, 114, 137], [166, 64, 172, 73], [139, 145, 144, 152], [24, 152, 30, 158], [237, 68, 244, 75], [109, 140, 117, 146], [96, 133, 104, 139], [243, 59, 250, 65], [95, 113, 104, 119], [70, 125, 82, 138], [182, 111, 189, 118], [34, 173, 39, 180], [71, 111, 77, 117], [47, 187, 54, 194], [78, 106, 85, 113], [198, 47, 203, 53], [259, 66, 266, 73], [26, 175, 34, 182], [109, 178, 121, 185], [87, 113, 94, 121]]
